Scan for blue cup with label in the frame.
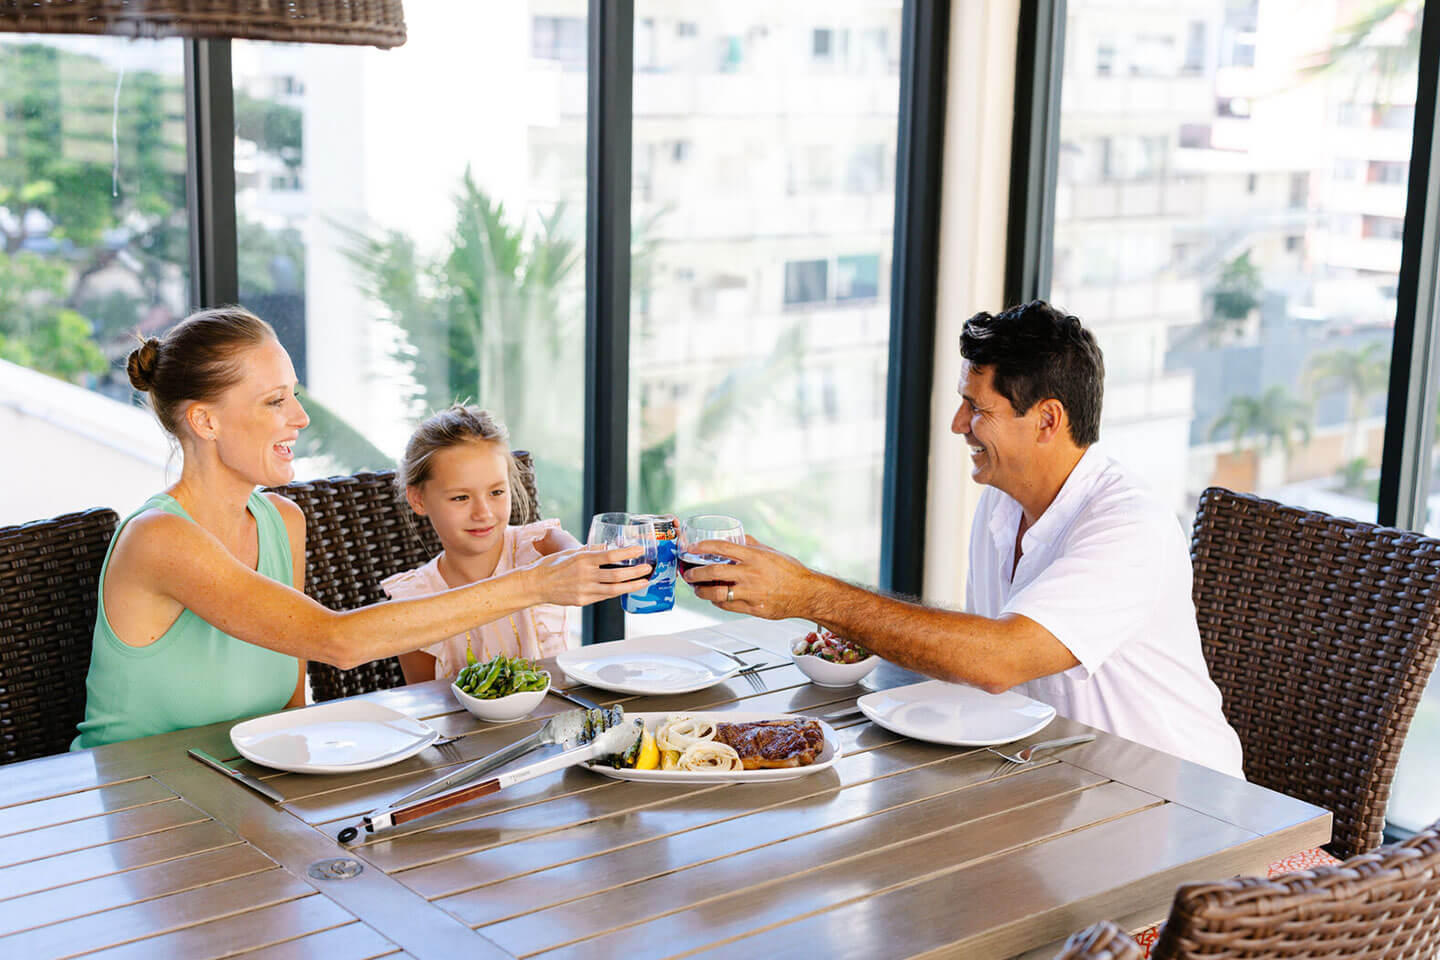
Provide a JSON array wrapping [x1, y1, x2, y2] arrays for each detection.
[[621, 514, 678, 614]]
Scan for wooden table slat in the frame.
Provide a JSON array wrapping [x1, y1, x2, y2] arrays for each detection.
[[532, 780, 1164, 960], [0, 819, 242, 902], [0, 777, 175, 837], [78, 892, 360, 960], [683, 803, 1271, 960], [429, 736, 1040, 912], [228, 920, 402, 960], [0, 842, 276, 937], [0, 795, 209, 869], [0, 867, 312, 959]]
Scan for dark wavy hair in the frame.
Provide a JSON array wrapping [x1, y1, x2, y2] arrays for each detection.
[[960, 300, 1104, 446]]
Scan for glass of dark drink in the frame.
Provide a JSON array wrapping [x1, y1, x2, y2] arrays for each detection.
[[587, 513, 657, 578], [678, 515, 745, 589]]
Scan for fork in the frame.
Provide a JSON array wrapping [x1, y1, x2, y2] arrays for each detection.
[[694, 641, 766, 692], [985, 734, 1095, 765], [430, 734, 464, 763]]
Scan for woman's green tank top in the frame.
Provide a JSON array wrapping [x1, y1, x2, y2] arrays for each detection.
[[72, 491, 301, 750]]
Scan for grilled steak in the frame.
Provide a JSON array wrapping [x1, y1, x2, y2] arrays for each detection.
[[714, 719, 825, 769]]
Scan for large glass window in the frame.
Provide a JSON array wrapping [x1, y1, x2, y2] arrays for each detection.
[[1055, 0, 1433, 831], [627, 2, 903, 630], [1054, 0, 1413, 527], [232, 2, 589, 537], [0, 37, 190, 526]]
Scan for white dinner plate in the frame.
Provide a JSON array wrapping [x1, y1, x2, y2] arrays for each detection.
[[230, 700, 438, 774], [588, 712, 840, 783], [856, 680, 1056, 746], [556, 635, 742, 695]]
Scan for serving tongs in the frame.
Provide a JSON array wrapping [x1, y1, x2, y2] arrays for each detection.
[[391, 706, 627, 808], [337, 718, 642, 843]]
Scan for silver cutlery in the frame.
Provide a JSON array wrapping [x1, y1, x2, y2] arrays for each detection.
[[339, 719, 643, 844], [188, 748, 285, 803], [391, 706, 625, 806], [985, 734, 1095, 766], [693, 641, 766, 692], [548, 686, 600, 711]]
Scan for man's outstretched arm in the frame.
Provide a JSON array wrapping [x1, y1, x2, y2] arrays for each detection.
[[685, 538, 1078, 693]]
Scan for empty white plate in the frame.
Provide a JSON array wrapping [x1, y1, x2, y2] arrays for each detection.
[[856, 680, 1056, 746], [230, 700, 438, 774], [556, 635, 742, 695]]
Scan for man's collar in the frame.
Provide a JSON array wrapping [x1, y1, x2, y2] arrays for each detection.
[[987, 445, 1105, 551], [1025, 445, 1106, 547]]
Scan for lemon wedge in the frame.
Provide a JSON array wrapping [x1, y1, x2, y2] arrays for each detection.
[[636, 729, 660, 770]]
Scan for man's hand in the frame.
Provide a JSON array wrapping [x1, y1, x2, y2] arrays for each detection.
[[682, 535, 821, 621]]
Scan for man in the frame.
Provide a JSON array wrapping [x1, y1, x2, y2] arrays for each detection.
[[687, 300, 1244, 777]]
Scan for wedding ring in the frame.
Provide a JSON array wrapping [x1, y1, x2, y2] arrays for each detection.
[[726, 586, 735, 603]]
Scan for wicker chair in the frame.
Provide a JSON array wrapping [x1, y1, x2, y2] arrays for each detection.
[[1190, 487, 1440, 859], [0, 508, 119, 764], [1056, 819, 1440, 959], [269, 452, 542, 702]]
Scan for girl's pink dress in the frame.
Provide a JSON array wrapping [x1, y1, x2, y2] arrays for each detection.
[[380, 519, 574, 679]]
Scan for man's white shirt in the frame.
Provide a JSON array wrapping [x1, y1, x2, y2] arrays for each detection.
[[966, 445, 1245, 778]]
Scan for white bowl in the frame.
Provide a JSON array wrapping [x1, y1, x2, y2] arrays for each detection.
[[451, 671, 551, 722], [791, 651, 879, 688]]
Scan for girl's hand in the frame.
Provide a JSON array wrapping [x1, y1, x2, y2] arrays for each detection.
[[523, 545, 652, 607]]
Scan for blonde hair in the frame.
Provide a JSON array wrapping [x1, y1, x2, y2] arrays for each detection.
[[397, 404, 532, 521], [127, 306, 276, 438]]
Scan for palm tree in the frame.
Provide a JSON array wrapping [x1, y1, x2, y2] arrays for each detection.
[[1304, 342, 1390, 460], [1209, 385, 1313, 455], [1303, 1, 1420, 97]]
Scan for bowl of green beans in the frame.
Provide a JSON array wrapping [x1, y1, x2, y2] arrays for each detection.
[[451, 654, 552, 722]]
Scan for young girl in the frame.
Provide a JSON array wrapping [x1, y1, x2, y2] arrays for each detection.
[[383, 405, 581, 683]]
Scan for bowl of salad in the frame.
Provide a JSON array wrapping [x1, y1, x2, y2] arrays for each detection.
[[451, 653, 551, 721], [790, 628, 878, 687]]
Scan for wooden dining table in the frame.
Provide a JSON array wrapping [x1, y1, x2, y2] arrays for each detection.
[[1, 617, 1331, 960]]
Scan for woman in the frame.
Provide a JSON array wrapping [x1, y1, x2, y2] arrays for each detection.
[[73, 306, 646, 749]]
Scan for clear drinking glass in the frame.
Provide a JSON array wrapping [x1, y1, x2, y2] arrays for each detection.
[[678, 515, 745, 588], [587, 513, 658, 576]]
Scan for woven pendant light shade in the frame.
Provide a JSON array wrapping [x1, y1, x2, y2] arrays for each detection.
[[0, 1, 407, 48]]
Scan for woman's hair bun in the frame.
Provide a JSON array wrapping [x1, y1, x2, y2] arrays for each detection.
[[126, 337, 162, 392]]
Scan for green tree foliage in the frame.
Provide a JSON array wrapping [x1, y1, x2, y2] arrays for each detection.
[[0, 42, 187, 382], [1305, 341, 1390, 461], [0, 249, 107, 381], [1208, 385, 1313, 454], [1204, 250, 1262, 344]]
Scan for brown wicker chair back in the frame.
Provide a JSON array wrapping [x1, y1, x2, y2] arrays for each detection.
[[1151, 818, 1440, 959], [270, 455, 542, 702], [1056, 818, 1440, 960], [1190, 487, 1440, 859], [0, 508, 119, 764]]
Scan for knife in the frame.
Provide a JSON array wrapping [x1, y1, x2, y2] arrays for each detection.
[[188, 748, 285, 803], [390, 706, 624, 807], [338, 719, 643, 843]]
